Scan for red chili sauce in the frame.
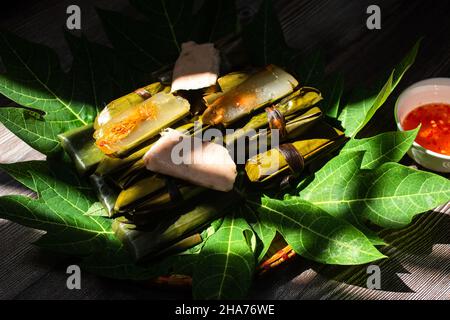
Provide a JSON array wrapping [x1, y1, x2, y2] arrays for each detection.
[[402, 103, 450, 155]]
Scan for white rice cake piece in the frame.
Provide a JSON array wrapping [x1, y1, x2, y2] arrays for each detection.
[[143, 129, 236, 192], [171, 41, 220, 92]]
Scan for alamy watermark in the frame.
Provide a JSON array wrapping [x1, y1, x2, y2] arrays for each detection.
[[66, 5, 81, 30], [366, 5, 381, 30], [366, 265, 381, 290], [66, 264, 81, 290], [168, 122, 281, 168]]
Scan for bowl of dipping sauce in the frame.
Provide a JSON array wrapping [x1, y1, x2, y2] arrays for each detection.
[[395, 78, 450, 173]]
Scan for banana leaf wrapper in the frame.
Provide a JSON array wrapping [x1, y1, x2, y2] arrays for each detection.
[[203, 71, 250, 106], [268, 107, 322, 141], [94, 82, 168, 129], [114, 174, 206, 214], [58, 124, 105, 175], [153, 233, 203, 259], [117, 166, 147, 190], [94, 92, 190, 157], [95, 144, 151, 177], [228, 106, 323, 154], [115, 93, 321, 188], [223, 87, 322, 145], [251, 106, 322, 143], [153, 218, 222, 260], [113, 191, 239, 260], [112, 83, 317, 187], [114, 174, 166, 210], [245, 122, 346, 183], [116, 107, 321, 210], [228, 107, 322, 166], [127, 187, 206, 224], [201, 65, 298, 126], [89, 173, 120, 217], [116, 106, 320, 191]]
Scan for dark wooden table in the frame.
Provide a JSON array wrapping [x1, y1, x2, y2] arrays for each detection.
[[1, 0, 450, 300]]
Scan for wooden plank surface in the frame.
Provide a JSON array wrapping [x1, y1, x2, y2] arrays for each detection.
[[0, 0, 450, 300]]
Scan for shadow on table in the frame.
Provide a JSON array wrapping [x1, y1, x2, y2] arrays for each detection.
[[250, 209, 450, 299], [12, 251, 191, 300], [316, 209, 450, 295]]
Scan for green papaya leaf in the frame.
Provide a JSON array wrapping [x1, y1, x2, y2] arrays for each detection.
[[83, 217, 225, 280], [0, 164, 118, 256], [0, 31, 97, 154], [82, 219, 225, 281], [0, 2, 441, 299], [84, 202, 109, 217], [0, 161, 48, 191], [194, 0, 238, 42], [0, 160, 223, 281], [242, 0, 291, 66], [340, 128, 419, 169], [96, 8, 173, 72], [241, 204, 276, 263], [301, 153, 450, 229], [100, 0, 228, 72], [81, 246, 157, 281], [0, 31, 148, 155], [258, 197, 386, 265], [358, 163, 450, 228], [193, 213, 256, 300], [0, 107, 61, 155], [130, 0, 196, 51], [338, 40, 420, 137], [298, 151, 383, 243], [82, 241, 200, 281], [291, 50, 325, 87], [339, 73, 393, 138], [65, 32, 150, 113], [392, 38, 422, 87], [0, 160, 92, 198]]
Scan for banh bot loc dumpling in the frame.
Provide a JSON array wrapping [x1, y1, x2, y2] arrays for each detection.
[[94, 92, 190, 157], [201, 65, 299, 126], [245, 122, 346, 183], [95, 82, 168, 129]]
